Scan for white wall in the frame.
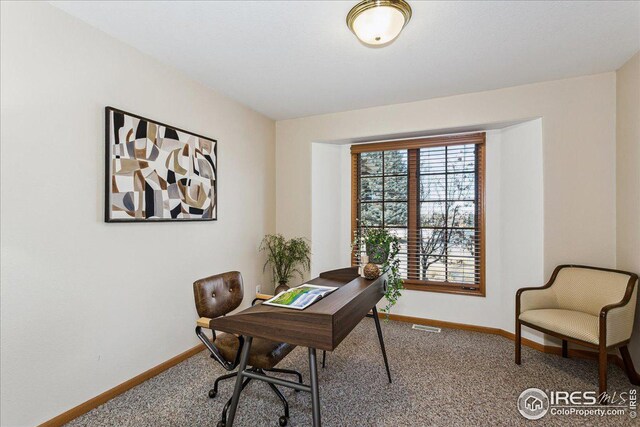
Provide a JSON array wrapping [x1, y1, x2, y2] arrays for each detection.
[[277, 73, 617, 343], [310, 143, 341, 277], [310, 143, 351, 279], [498, 121, 545, 339], [310, 122, 544, 343], [616, 52, 640, 362], [0, 3, 275, 426]]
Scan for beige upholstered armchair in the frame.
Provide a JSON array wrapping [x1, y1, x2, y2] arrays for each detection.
[[516, 265, 639, 395]]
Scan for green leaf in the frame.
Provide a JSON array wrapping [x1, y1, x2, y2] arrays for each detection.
[[260, 234, 311, 285]]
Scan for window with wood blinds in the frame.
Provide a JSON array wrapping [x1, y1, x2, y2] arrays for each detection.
[[351, 133, 486, 296]]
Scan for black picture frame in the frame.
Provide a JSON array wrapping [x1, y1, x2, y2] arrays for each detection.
[[105, 106, 218, 223]]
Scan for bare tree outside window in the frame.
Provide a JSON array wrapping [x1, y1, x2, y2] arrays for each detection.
[[418, 145, 477, 284]]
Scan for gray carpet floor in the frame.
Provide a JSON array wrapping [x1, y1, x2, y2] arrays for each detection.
[[66, 319, 639, 426]]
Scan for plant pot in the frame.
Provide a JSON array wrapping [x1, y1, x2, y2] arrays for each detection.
[[366, 244, 389, 264], [275, 281, 290, 295]]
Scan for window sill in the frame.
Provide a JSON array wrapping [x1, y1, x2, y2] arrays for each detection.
[[402, 280, 485, 297]]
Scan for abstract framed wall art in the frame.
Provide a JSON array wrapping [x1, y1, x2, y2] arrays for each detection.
[[105, 107, 217, 222]]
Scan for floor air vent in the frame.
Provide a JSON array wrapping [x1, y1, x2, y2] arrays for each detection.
[[412, 324, 441, 333]]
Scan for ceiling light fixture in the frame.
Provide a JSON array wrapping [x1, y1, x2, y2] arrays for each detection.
[[347, 0, 412, 47]]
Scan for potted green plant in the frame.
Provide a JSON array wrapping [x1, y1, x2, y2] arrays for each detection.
[[260, 234, 311, 294], [362, 228, 391, 264], [357, 228, 404, 316]]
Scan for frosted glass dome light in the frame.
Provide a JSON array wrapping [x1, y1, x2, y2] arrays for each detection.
[[347, 0, 412, 46]]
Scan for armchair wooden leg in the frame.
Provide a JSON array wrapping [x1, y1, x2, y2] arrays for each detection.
[[515, 320, 522, 365], [619, 345, 640, 386], [598, 345, 608, 397], [562, 340, 568, 358]]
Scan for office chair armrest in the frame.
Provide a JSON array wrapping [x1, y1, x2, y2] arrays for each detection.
[[197, 317, 213, 329], [195, 325, 245, 371], [251, 292, 274, 306]]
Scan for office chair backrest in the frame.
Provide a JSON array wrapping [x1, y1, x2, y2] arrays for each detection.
[[194, 271, 244, 319]]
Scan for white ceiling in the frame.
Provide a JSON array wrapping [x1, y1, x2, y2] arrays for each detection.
[[51, 1, 640, 120]]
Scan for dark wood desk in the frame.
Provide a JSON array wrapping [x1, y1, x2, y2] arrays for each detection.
[[210, 267, 391, 427]]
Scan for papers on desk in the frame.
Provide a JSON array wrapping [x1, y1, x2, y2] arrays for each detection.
[[263, 284, 338, 310]]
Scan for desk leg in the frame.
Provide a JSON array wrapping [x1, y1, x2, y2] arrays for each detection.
[[308, 348, 321, 427], [372, 306, 392, 383], [226, 336, 252, 426]]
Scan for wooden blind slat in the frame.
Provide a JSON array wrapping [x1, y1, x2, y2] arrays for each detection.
[[407, 150, 419, 280], [351, 152, 359, 265]]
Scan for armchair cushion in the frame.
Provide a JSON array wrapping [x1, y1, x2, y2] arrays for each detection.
[[519, 309, 599, 344]]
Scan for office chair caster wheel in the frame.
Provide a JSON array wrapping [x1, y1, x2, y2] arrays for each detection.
[[279, 415, 288, 426], [208, 389, 217, 398], [217, 421, 225, 427]]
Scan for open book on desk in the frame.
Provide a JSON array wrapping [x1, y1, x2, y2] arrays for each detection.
[[263, 284, 338, 310]]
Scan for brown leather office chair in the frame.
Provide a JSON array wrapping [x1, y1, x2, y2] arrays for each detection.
[[194, 271, 302, 427]]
